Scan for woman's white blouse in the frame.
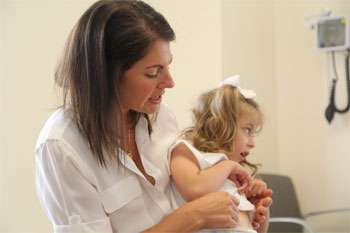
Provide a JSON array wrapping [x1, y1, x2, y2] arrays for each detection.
[[35, 104, 179, 233]]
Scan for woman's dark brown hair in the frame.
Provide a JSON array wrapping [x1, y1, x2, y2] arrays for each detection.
[[55, 0, 175, 167]]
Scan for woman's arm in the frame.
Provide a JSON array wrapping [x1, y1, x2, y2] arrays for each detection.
[[143, 191, 240, 232], [170, 143, 250, 201], [36, 141, 114, 232]]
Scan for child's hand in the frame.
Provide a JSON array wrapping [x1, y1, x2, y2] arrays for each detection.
[[246, 178, 268, 199], [228, 162, 252, 193], [246, 179, 273, 232], [251, 196, 272, 232]]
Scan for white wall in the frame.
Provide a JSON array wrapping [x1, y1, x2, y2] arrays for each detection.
[[274, 1, 350, 231], [146, 0, 222, 129], [1, 1, 100, 232], [0, 0, 222, 232], [0, 0, 6, 230], [223, 0, 350, 231], [222, 0, 278, 173]]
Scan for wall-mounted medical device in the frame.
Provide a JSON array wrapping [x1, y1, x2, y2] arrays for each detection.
[[316, 16, 350, 51], [306, 11, 350, 123]]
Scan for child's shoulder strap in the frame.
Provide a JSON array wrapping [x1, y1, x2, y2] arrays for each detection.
[[168, 139, 210, 169]]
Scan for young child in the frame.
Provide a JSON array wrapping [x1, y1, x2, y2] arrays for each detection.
[[168, 75, 266, 233]]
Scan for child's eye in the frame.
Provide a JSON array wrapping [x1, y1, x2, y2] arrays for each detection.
[[243, 127, 254, 137]]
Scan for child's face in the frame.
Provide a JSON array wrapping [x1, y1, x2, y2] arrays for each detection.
[[229, 117, 256, 163]]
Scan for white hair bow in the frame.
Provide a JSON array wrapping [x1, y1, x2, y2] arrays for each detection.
[[218, 75, 256, 99]]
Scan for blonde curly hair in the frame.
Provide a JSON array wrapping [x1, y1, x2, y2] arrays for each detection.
[[182, 85, 263, 175]]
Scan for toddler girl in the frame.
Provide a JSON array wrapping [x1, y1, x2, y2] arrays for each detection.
[[169, 75, 267, 233]]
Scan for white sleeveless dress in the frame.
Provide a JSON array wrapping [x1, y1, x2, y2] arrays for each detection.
[[168, 139, 257, 233]]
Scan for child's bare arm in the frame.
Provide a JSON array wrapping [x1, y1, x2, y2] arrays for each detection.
[[170, 143, 251, 201]]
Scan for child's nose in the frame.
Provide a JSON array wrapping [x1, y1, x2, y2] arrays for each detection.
[[247, 138, 255, 148]]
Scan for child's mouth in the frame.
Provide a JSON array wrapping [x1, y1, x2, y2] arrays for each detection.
[[240, 152, 249, 162]]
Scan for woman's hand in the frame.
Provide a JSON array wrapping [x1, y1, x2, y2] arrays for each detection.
[[186, 191, 241, 229], [251, 196, 271, 232], [246, 179, 273, 233], [227, 162, 252, 194], [143, 192, 240, 232], [247, 178, 267, 198]]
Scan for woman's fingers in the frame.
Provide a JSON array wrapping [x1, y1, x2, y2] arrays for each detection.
[[231, 195, 240, 206], [255, 205, 268, 223], [252, 221, 260, 230], [191, 192, 240, 229], [247, 179, 267, 197], [235, 169, 252, 194], [228, 201, 239, 222], [257, 196, 273, 207], [237, 181, 249, 193], [261, 188, 273, 198]]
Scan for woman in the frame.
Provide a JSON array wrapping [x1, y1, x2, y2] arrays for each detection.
[[35, 0, 272, 232]]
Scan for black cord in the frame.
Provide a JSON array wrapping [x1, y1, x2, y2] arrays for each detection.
[[331, 51, 339, 81], [325, 50, 350, 123], [334, 50, 350, 112]]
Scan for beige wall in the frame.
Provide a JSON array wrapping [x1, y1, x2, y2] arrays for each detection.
[[222, 0, 350, 232], [0, 0, 6, 230], [146, 0, 222, 129], [224, 0, 349, 231], [1, 1, 96, 232], [274, 1, 350, 231], [222, 0, 278, 173]]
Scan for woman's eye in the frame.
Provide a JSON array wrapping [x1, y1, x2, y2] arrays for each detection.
[[145, 68, 161, 78], [145, 73, 159, 78]]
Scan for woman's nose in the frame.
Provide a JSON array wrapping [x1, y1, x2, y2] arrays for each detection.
[[158, 70, 174, 89]]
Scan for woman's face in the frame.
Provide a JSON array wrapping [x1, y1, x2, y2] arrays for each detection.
[[119, 39, 174, 114], [230, 116, 256, 163]]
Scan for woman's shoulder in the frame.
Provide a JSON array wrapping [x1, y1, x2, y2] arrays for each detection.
[[151, 102, 179, 135], [157, 102, 177, 124], [35, 108, 83, 152]]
